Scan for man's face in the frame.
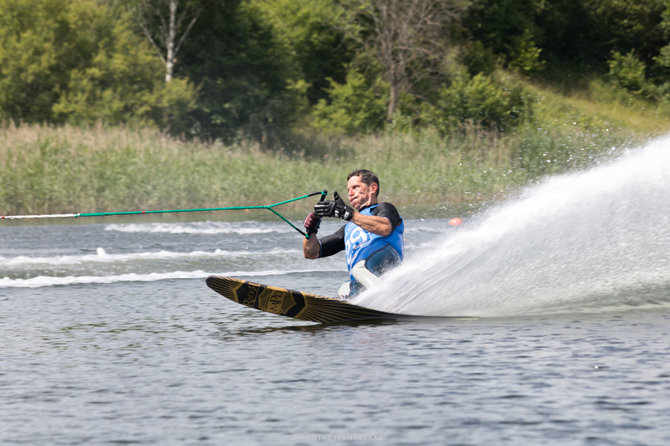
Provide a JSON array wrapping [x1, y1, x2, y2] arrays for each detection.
[[346, 175, 378, 210]]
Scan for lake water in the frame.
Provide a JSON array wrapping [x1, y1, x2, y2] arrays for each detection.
[[2, 136, 670, 445]]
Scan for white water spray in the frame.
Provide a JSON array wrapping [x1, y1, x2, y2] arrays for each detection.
[[353, 135, 670, 317]]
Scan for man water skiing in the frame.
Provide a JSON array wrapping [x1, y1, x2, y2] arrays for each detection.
[[302, 169, 404, 297]]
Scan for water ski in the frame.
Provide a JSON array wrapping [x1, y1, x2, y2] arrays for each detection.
[[206, 275, 434, 323]]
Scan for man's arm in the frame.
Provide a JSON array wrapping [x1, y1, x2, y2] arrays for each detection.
[[349, 212, 392, 236], [303, 226, 346, 259], [303, 236, 320, 259], [351, 202, 402, 237]]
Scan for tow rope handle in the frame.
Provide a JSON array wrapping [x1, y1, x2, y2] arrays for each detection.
[[290, 190, 327, 239]]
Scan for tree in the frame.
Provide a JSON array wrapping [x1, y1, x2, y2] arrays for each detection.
[[0, 0, 89, 122], [312, 69, 388, 134], [344, 0, 471, 121], [465, 0, 536, 58], [250, 0, 354, 104], [585, 0, 666, 64], [134, 0, 203, 82], [0, 0, 196, 130], [177, 0, 305, 142]]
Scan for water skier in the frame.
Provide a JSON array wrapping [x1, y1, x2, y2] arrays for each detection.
[[302, 169, 404, 297]]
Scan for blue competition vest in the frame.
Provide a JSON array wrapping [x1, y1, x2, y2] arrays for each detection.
[[344, 204, 404, 280]]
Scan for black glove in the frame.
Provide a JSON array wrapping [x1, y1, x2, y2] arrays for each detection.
[[314, 191, 354, 221], [303, 212, 321, 235]]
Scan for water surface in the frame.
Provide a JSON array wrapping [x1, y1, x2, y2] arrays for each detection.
[[2, 136, 670, 445]]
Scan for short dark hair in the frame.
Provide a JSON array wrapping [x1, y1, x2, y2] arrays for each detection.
[[347, 169, 380, 196]]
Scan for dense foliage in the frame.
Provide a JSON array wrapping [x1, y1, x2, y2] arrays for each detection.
[[1, 0, 669, 142]]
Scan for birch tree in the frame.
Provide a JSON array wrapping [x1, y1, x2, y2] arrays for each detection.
[[135, 0, 203, 82]]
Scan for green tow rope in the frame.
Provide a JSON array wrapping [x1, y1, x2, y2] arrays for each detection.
[[1, 190, 328, 238]]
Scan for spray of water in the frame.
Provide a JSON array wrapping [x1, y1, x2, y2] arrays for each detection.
[[352, 135, 670, 317]]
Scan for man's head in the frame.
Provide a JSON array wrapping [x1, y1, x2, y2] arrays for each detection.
[[346, 169, 380, 210]]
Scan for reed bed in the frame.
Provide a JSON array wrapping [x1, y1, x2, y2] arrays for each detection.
[[0, 111, 663, 218]]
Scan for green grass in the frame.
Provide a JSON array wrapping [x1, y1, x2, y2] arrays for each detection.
[[2, 83, 669, 219]]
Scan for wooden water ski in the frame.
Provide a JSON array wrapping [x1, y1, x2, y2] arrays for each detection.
[[206, 275, 429, 323]]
